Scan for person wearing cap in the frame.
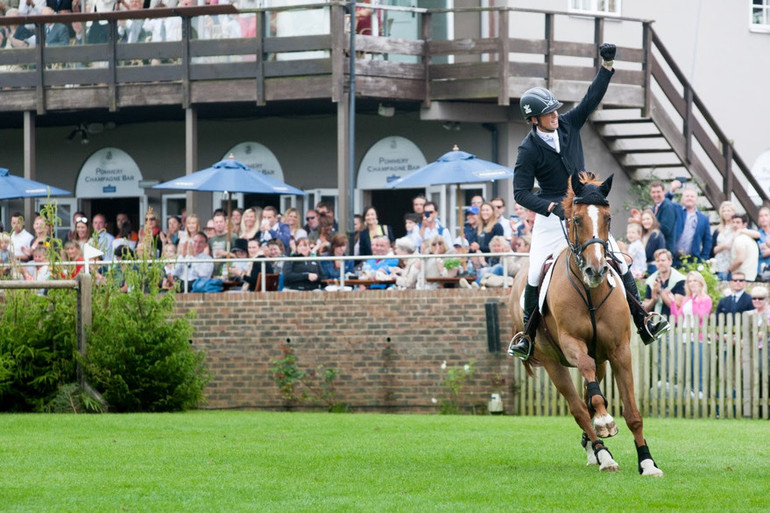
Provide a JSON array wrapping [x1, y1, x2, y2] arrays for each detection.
[[463, 206, 480, 248], [226, 238, 251, 280], [508, 42, 670, 361]]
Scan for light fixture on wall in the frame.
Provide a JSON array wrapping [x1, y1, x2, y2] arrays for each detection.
[[377, 103, 395, 117], [66, 123, 90, 145], [442, 121, 461, 131]]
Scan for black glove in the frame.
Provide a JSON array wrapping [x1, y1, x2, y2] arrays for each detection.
[[550, 204, 565, 220], [599, 43, 616, 61]]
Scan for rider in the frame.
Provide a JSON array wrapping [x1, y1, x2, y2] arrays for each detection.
[[508, 43, 670, 360]]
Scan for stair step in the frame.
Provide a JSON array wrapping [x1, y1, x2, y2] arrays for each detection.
[[602, 133, 663, 140], [591, 117, 653, 125], [623, 163, 685, 170], [611, 148, 675, 155]]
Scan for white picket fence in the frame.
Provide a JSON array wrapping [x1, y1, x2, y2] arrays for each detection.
[[513, 313, 769, 419]]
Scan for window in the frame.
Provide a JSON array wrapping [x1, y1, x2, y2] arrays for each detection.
[[751, 0, 770, 32], [569, 0, 621, 16]]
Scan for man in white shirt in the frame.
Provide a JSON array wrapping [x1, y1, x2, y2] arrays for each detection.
[[728, 214, 759, 282], [490, 197, 513, 239], [10, 212, 34, 263], [92, 213, 115, 262], [172, 232, 214, 290]]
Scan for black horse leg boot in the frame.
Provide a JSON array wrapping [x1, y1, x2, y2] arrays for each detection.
[[508, 284, 539, 360]]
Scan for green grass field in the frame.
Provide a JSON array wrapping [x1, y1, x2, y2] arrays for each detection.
[[1, 411, 767, 512]]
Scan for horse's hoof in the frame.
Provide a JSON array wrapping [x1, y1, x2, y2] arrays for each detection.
[[594, 444, 619, 472], [592, 414, 618, 438], [586, 450, 599, 466], [639, 459, 664, 477]]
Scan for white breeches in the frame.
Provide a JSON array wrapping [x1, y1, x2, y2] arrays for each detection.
[[527, 213, 628, 287]]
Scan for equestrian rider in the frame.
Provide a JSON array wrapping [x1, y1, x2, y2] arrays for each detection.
[[508, 43, 671, 360]]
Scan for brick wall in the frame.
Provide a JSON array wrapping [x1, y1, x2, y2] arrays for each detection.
[[176, 289, 519, 413]]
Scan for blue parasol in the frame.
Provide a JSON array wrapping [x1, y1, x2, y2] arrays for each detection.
[[388, 145, 513, 189], [152, 157, 307, 196], [0, 167, 71, 200]]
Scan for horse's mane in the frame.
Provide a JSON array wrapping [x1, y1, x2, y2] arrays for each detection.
[[562, 171, 604, 220]]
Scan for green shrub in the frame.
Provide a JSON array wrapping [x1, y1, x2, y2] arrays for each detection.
[[85, 262, 210, 412], [0, 289, 78, 412]]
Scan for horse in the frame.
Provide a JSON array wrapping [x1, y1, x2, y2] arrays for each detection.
[[509, 171, 663, 476]]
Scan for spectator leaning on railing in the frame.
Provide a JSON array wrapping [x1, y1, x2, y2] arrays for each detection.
[[282, 237, 324, 292]]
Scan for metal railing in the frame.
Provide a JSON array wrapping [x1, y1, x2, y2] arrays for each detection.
[[1, 249, 525, 292]]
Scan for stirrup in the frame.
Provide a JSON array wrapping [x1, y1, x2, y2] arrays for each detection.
[[507, 332, 533, 360], [639, 312, 671, 345]]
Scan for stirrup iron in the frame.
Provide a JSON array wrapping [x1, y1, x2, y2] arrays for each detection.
[[507, 332, 533, 360], [640, 312, 670, 345]]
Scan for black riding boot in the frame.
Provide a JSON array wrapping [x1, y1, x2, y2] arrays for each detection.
[[621, 270, 670, 345], [508, 284, 539, 360]]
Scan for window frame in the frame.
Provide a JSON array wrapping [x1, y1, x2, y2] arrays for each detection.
[[568, 0, 621, 17], [751, 0, 770, 33]]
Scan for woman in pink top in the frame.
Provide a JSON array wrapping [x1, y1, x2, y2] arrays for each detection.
[[672, 270, 713, 393]]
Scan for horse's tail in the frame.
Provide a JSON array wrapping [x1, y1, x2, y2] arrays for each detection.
[[522, 359, 535, 378]]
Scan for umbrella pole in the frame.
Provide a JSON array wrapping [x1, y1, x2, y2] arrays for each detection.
[[456, 185, 463, 240], [226, 191, 232, 279]]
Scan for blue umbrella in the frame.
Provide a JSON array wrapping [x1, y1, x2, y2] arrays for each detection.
[[152, 157, 307, 196], [0, 167, 71, 200], [388, 146, 513, 189], [388, 146, 513, 235]]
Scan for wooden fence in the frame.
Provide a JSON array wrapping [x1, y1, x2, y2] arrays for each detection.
[[513, 312, 769, 420]]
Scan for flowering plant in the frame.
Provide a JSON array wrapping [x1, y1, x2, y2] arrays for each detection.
[[436, 358, 476, 414]]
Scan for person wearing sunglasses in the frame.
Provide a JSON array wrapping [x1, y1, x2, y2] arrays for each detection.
[[716, 271, 754, 322], [417, 201, 452, 252], [303, 209, 321, 241]]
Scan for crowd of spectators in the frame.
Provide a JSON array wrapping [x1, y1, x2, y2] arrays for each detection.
[[4, 176, 770, 304], [0, 193, 535, 293], [619, 178, 769, 326]]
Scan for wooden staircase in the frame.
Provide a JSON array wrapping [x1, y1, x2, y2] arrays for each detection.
[[590, 28, 769, 223]]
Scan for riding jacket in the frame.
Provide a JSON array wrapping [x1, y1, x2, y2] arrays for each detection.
[[513, 67, 615, 216]]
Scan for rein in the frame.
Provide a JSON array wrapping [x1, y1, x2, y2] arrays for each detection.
[[557, 203, 616, 358]]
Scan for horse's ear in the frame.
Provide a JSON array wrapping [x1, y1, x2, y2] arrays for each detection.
[[599, 174, 614, 197], [570, 172, 584, 197]]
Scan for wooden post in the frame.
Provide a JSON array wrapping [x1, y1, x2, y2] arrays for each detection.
[[255, 6, 265, 106], [497, 9, 510, 106], [185, 106, 199, 216], [76, 273, 93, 389], [544, 13, 554, 90], [337, 91, 350, 234], [421, 11, 432, 107], [23, 111, 36, 226], [641, 22, 653, 118], [108, 21, 118, 112]]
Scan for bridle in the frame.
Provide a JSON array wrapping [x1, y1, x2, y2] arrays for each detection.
[[558, 196, 617, 357]]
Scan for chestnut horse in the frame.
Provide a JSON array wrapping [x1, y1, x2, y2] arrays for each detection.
[[509, 171, 663, 476]]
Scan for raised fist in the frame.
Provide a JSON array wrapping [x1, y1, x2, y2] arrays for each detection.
[[599, 43, 616, 61]]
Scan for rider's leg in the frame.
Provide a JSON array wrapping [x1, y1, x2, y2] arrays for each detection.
[[606, 234, 670, 345], [508, 283, 540, 359], [620, 269, 671, 345], [508, 213, 563, 360]]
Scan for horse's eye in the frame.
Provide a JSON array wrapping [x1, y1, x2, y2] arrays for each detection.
[[573, 216, 581, 226]]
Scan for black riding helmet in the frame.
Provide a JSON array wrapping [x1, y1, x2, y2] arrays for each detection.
[[519, 87, 564, 120]]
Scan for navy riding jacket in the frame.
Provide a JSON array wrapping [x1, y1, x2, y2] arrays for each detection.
[[513, 67, 614, 216]]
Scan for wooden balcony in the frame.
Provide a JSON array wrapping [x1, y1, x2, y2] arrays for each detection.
[[0, 2, 767, 219]]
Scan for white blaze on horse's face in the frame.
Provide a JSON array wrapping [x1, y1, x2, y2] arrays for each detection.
[[581, 205, 608, 287]]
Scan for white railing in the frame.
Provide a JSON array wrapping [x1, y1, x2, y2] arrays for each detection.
[[1, 250, 526, 293]]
